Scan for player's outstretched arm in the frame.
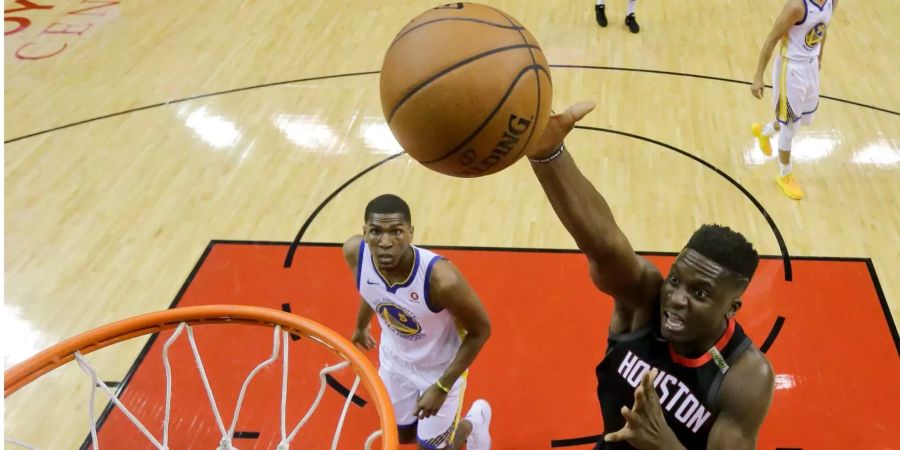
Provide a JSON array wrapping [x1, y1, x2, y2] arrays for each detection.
[[526, 102, 659, 314]]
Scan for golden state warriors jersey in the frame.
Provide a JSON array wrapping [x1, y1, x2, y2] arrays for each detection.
[[356, 242, 462, 372], [784, 0, 833, 61]]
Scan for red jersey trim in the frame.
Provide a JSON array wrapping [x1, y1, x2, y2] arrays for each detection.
[[668, 318, 735, 368]]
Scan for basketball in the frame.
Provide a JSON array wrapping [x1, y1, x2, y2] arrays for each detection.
[[379, 3, 553, 178]]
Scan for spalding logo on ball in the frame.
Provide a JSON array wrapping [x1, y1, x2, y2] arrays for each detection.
[[380, 2, 552, 178]]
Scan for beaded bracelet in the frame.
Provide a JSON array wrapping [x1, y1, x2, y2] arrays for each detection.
[[528, 143, 566, 163]]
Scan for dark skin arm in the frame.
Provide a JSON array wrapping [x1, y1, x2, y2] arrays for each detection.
[[526, 102, 662, 333], [342, 235, 377, 350], [707, 348, 775, 449], [414, 259, 491, 419]]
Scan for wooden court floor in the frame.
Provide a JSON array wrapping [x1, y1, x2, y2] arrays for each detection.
[[4, 0, 899, 448]]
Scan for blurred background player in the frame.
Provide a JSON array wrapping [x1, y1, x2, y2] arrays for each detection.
[[751, 0, 836, 200], [595, 0, 640, 33]]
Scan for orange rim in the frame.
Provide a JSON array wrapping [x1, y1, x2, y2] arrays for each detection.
[[3, 305, 398, 449]]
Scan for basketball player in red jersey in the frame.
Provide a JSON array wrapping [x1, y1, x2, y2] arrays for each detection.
[[524, 102, 775, 449]]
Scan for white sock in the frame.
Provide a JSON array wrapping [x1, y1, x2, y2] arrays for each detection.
[[779, 161, 792, 176], [596, 0, 605, 6], [763, 121, 778, 137], [627, 0, 636, 15]]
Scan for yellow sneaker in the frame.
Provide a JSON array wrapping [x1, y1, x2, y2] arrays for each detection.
[[776, 174, 804, 200], [752, 123, 772, 156]]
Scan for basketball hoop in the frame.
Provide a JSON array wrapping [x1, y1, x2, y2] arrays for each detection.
[[4, 305, 398, 449]]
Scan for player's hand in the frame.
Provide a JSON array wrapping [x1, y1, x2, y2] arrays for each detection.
[[351, 326, 376, 350], [751, 77, 765, 99], [604, 369, 685, 450], [525, 101, 596, 159], [414, 384, 449, 420]]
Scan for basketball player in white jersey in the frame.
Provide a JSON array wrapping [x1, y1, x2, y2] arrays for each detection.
[[343, 194, 492, 450], [595, 0, 640, 33], [750, 0, 836, 200]]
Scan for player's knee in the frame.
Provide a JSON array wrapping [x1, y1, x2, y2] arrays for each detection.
[[778, 122, 796, 151]]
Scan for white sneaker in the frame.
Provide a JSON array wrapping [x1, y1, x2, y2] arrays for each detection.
[[464, 399, 492, 450]]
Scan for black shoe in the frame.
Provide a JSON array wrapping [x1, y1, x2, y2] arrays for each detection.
[[625, 13, 640, 33], [595, 5, 608, 27]]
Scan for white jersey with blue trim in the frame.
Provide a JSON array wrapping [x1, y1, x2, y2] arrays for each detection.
[[356, 242, 462, 372], [784, 0, 833, 61]]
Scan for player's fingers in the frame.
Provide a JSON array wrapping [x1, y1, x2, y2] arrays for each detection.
[[562, 101, 596, 125], [604, 427, 633, 443], [641, 368, 655, 388], [621, 405, 642, 425], [632, 383, 645, 410], [642, 369, 659, 400]]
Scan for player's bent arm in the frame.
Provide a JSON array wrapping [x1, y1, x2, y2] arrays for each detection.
[[707, 349, 775, 450], [427, 259, 491, 387], [531, 149, 659, 310], [343, 235, 375, 329], [753, 0, 806, 80]]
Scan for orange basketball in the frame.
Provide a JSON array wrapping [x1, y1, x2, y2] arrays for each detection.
[[379, 3, 553, 178]]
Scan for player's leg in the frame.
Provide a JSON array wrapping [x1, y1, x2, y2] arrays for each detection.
[[625, 0, 640, 33], [379, 366, 421, 444], [774, 60, 815, 200], [799, 61, 820, 127], [399, 422, 418, 444], [775, 120, 803, 199], [454, 399, 492, 450], [415, 377, 466, 450], [415, 377, 492, 450], [595, 0, 607, 27], [777, 61, 818, 199]]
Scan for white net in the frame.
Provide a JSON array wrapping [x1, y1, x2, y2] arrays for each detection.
[[5, 322, 385, 450]]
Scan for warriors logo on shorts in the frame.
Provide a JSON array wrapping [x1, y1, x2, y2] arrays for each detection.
[[377, 303, 424, 340]]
